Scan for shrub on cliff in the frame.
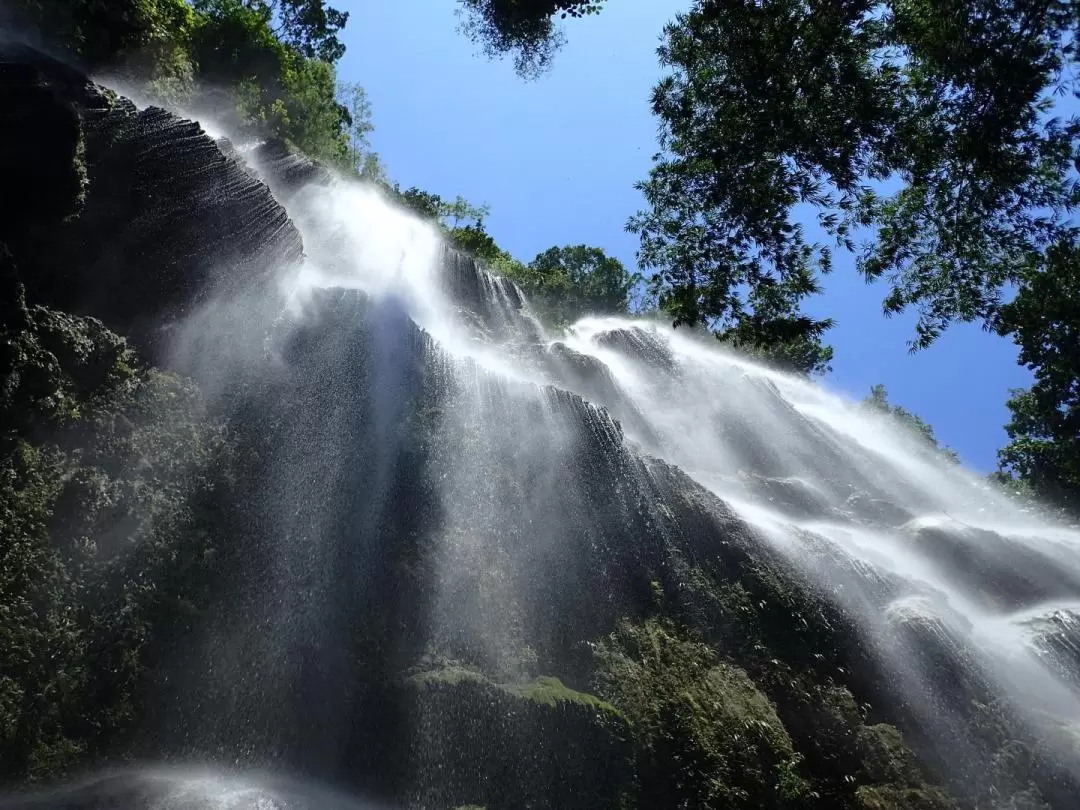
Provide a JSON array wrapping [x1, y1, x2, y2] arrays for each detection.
[[592, 618, 811, 809]]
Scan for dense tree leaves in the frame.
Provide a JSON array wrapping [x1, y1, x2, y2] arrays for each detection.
[[398, 188, 491, 230], [631, 0, 1080, 350], [718, 325, 836, 377], [190, 0, 354, 162], [517, 245, 642, 324], [340, 81, 385, 180], [6, 0, 195, 68], [259, 0, 349, 62], [8, 0, 361, 166], [0, 262, 225, 780], [995, 240, 1080, 515], [457, 0, 606, 77]]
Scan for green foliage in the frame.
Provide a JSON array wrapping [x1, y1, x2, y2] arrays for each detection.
[[340, 81, 386, 180], [10, 0, 363, 168], [632, 0, 1080, 353], [854, 785, 957, 810], [0, 269, 224, 781], [501, 674, 619, 712], [718, 324, 835, 377], [994, 239, 1080, 516], [592, 618, 811, 809], [189, 0, 354, 163], [9, 0, 197, 71], [508, 245, 642, 326], [862, 384, 959, 462], [397, 188, 492, 231], [257, 0, 349, 62], [457, 0, 606, 78]]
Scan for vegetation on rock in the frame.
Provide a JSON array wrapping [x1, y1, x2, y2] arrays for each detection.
[[1, 252, 225, 781], [863, 385, 960, 463]]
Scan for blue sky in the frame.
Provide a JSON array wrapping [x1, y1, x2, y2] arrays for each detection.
[[335, 0, 1032, 472]]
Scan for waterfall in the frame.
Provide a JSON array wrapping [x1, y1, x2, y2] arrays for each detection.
[[5, 57, 1080, 806], [247, 160, 1080, 777]]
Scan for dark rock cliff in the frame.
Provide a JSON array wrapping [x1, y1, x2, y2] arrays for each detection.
[[0, 44, 302, 358]]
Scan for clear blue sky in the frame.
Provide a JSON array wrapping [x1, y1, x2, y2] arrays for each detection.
[[335, 0, 1032, 472]]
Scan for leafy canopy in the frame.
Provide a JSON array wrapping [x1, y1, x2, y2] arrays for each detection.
[[516, 245, 642, 325], [631, 0, 1080, 349], [259, 0, 349, 62], [994, 238, 1080, 514], [457, 0, 606, 77]]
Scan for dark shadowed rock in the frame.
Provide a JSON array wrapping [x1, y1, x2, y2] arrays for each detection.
[[0, 60, 85, 232], [398, 669, 632, 809], [0, 45, 303, 355], [250, 137, 334, 200]]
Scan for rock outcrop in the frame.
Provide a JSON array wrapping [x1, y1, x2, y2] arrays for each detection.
[[0, 44, 302, 357]]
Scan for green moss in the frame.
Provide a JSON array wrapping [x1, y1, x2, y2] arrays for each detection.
[[402, 667, 633, 809], [592, 618, 810, 808], [406, 665, 488, 690], [855, 785, 957, 810], [501, 675, 619, 715]]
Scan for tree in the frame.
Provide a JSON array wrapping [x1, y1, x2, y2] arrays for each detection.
[[631, 0, 1080, 351], [862, 384, 959, 463], [398, 188, 491, 229], [517, 245, 642, 324], [718, 325, 835, 377], [259, 0, 349, 62], [188, 0, 356, 163], [340, 81, 387, 180], [457, 0, 606, 78], [994, 239, 1080, 515]]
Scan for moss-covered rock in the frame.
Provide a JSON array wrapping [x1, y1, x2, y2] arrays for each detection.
[[592, 618, 811, 809], [400, 667, 632, 809], [854, 785, 957, 810]]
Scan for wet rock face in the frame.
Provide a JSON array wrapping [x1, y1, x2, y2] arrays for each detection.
[[250, 138, 334, 200], [543, 342, 659, 446], [0, 45, 303, 356], [441, 248, 544, 342], [902, 522, 1080, 612], [593, 326, 675, 372], [398, 670, 632, 810], [1024, 610, 1080, 693]]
